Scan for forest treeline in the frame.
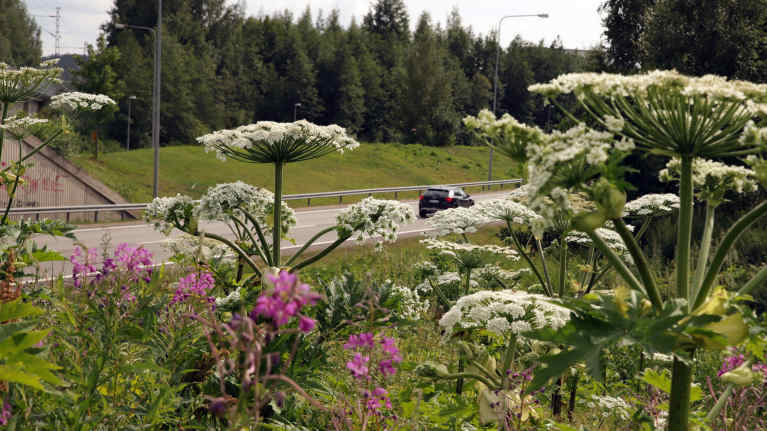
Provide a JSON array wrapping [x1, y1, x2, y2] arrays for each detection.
[[5, 0, 767, 149], [77, 0, 596, 148]]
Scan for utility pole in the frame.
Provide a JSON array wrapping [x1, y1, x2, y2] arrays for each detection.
[[153, 0, 162, 198], [54, 7, 62, 57]]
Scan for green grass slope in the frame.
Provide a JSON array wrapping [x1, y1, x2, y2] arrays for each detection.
[[72, 143, 520, 204]]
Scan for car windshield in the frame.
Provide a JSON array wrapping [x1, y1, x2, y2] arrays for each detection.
[[424, 189, 449, 199]]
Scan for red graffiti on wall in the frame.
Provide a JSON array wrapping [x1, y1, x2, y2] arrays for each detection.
[[0, 175, 64, 193]]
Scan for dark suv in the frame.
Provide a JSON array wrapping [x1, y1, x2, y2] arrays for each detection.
[[418, 187, 474, 217]]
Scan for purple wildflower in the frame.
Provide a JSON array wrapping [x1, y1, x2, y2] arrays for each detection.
[[0, 400, 10, 425], [346, 353, 370, 379]]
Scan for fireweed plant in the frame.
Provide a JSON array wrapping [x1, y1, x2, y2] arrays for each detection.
[[465, 70, 767, 430], [193, 270, 327, 427]]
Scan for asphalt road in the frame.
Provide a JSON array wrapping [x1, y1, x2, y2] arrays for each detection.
[[28, 190, 511, 279]]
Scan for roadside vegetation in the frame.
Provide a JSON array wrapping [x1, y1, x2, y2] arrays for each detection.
[[71, 143, 520, 203]]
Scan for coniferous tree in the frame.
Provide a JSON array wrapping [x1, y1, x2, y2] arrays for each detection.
[[402, 13, 457, 146], [0, 0, 42, 66]]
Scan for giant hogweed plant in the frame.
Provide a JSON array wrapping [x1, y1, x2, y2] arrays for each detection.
[[416, 192, 652, 424], [146, 122, 414, 285], [466, 70, 767, 430]]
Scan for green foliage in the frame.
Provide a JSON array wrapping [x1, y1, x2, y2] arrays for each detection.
[[0, 300, 63, 390]]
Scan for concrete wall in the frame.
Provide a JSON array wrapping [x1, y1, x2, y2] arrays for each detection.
[[0, 136, 132, 222]]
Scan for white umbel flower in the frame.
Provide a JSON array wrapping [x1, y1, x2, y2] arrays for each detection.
[[197, 120, 360, 162], [425, 206, 491, 236], [50, 91, 116, 111], [439, 289, 570, 337], [623, 193, 680, 217], [660, 158, 759, 204], [421, 238, 520, 260], [197, 181, 296, 235], [0, 116, 48, 138], [336, 197, 415, 247], [145, 194, 196, 235]]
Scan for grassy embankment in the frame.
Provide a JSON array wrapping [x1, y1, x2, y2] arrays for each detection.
[[72, 143, 520, 206]]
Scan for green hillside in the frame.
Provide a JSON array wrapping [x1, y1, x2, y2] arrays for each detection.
[[72, 143, 520, 204]]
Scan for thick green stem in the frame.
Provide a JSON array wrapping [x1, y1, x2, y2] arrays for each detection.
[[737, 265, 767, 297], [285, 226, 337, 267], [635, 217, 652, 241], [0, 102, 8, 157], [230, 216, 268, 265], [614, 218, 663, 309], [677, 156, 694, 306], [1, 172, 21, 225], [705, 383, 733, 424], [586, 230, 646, 299], [537, 239, 554, 295], [509, 231, 550, 296], [558, 240, 567, 297], [272, 162, 284, 267], [242, 211, 273, 267], [456, 357, 465, 395], [291, 233, 351, 272], [668, 355, 694, 431], [204, 232, 261, 277], [691, 203, 715, 301], [695, 199, 767, 309]]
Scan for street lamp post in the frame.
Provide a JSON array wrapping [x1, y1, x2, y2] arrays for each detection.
[[293, 102, 302, 122], [115, 0, 162, 197], [488, 13, 549, 182], [126, 95, 136, 150]]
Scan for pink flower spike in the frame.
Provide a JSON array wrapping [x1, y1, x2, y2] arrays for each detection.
[[346, 353, 369, 379], [379, 359, 397, 376], [298, 316, 316, 333]]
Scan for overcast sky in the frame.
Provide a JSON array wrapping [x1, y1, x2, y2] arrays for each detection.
[[25, 0, 606, 57]]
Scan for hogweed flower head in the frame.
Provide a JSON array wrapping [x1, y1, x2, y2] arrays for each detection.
[[660, 157, 759, 205], [197, 120, 360, 164], [50, 91, 116, 112], [425, 206, 490, 237], [336, 197, 414, 248], [145, 194, 197, 235], [0, 115, 48, 139], [439, 289, 570, 338], [0, 61, 62, 104], [198, 181, 296, 235], [623, 193, 680, 217]]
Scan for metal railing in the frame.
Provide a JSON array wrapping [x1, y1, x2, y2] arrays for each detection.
[[7, 178, 523, 222]]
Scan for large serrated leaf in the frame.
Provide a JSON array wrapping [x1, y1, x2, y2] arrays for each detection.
[[0, 364, 43, 389], [0, 299, 44, 322]]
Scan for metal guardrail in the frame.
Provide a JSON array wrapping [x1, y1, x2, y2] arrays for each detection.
[[7, 178, 523, 222]]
